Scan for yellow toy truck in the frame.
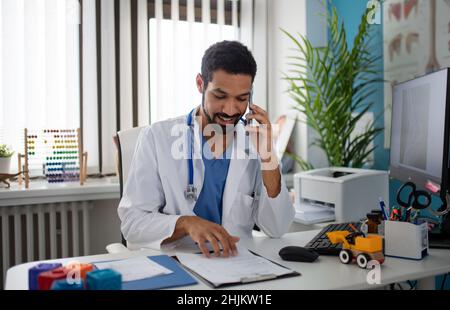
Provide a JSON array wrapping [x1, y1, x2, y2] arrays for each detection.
[[326, 231, 384, 269]]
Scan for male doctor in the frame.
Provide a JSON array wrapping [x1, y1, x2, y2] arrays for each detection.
[[118, 41, 294, 258]]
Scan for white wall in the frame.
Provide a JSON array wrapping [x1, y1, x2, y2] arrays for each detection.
[[267, 0, 307, 120], [266, 0, 328, 170]]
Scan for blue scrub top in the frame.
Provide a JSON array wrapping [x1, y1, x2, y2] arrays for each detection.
[[193, 136, 232, 224]]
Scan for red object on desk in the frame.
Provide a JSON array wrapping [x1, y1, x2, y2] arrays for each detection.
[[38, 267, 69, 290]]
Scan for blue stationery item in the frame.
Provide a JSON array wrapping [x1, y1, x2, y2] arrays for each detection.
[[28, 263, 62, 290], [120, 255, 198, 290], [378, 198, 388, 220], [51, 279, 84, 290], [87, 269, 122, 290]]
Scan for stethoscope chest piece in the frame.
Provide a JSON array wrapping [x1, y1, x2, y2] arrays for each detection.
[[184, 184, 197, 201]]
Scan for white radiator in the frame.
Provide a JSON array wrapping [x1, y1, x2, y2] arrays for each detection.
[[0, 201, 92, 288]]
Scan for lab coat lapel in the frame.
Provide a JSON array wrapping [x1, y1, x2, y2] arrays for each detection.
[[222, 124, 252, 220], [191, 111, 204, 211]]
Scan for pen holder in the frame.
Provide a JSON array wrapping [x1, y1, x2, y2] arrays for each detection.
[[384, 220, 428, 260]]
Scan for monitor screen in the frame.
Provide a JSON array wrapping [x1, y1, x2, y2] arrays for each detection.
[[390, 68, 450, 192]]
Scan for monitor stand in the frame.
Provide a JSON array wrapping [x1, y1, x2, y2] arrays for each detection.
[[429, 212, 450, 249], [429, 233, 450, 249]]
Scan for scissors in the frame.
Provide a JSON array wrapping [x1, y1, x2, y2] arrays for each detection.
[[396, 182, 432, 210]]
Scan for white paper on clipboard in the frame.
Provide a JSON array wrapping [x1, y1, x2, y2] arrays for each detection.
[[176, 246, 295, 287]]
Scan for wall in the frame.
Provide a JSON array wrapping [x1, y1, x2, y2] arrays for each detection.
[[266, 0, 329, 169], [331, 0, 389, 170], [267, 0, 307, 121]]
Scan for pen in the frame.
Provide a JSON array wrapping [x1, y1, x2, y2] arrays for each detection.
[[378, 198, 388, 220], [404, 207, 412, 222]]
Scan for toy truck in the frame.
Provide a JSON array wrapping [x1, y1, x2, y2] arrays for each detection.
[[326, 231, 384, 269]]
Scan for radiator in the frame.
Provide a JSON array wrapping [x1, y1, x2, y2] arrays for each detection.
[[0, 201, 92, 288]]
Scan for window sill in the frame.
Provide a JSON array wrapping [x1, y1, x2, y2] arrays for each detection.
[[0, 177, 120, 207]]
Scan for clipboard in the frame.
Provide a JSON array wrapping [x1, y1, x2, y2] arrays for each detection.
[[177, 250, 301, 289]]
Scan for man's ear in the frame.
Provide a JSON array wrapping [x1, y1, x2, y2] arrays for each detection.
[[196, 74, 204, 94]]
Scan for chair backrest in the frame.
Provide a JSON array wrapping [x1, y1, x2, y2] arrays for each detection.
[[117, 126, 145, 197], [117, 126, 144, 246]]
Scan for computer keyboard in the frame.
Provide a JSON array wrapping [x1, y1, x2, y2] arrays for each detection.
[[305, 222, 362, 255]]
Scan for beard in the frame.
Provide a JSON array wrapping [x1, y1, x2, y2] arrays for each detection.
[[212, 113, 241, 134], [202, 105, 241, 133]]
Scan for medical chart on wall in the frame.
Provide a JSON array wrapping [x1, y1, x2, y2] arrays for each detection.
[[383, 0, 450, 147]]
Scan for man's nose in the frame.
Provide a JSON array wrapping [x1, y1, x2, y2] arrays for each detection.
[[222, 102, 240, 116]]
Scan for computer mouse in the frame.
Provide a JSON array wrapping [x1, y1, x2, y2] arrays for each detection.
[[278, 246, 319, 263]]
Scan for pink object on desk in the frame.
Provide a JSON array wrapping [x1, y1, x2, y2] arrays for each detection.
[[425, 180, 440, 194]]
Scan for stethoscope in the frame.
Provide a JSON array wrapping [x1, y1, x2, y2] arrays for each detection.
[[184, 108, 248, 201]]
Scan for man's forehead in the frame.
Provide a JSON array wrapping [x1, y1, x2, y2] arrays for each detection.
[[209, 72, 252, 95]]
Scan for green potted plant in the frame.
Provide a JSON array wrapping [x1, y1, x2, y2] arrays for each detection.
[[0, 144, 14, 174], [282, 5, 383, 170]]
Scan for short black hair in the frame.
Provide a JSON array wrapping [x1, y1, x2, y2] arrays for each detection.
[[201, 40, 257, 89]]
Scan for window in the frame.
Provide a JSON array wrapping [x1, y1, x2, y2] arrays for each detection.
[[148, 0, 240, 123], [0, 0, 81, 173]]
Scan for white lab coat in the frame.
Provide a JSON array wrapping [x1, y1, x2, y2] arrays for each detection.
[[118, 111, 295, 250]]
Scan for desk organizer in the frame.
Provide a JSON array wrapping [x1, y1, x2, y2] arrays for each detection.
[[384, 220, 428, 260]]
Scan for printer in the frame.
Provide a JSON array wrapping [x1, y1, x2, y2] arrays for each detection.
[[293, 167, 389, 224]]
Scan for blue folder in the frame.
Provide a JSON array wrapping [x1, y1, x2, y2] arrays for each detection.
[[95, 255, 198, 290]]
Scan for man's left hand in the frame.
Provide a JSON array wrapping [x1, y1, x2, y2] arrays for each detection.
[[245, 104, 278, 170]]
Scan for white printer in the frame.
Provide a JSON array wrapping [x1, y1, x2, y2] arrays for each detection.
[[293, 167, 389, 224]]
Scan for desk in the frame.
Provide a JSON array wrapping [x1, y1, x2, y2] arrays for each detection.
[[6, 230, 450, 290]]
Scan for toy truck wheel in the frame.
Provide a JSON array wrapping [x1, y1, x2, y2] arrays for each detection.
[[339, 250, 352, 264], [356, 254, 370, 269]]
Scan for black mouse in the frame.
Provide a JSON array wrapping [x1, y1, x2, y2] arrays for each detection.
[[278, 246, 319, 262]]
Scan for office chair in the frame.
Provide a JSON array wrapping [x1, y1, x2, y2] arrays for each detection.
[[105, 126, 144, 254]]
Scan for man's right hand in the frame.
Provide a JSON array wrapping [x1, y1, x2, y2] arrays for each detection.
[[176, 216, 240, 258]]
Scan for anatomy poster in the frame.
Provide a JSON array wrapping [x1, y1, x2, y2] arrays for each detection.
[[383, 0, 450, 147]]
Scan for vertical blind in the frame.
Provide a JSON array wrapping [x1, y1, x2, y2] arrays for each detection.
[[82, 0, 151, 174], [149, 0, 241, 124], [0, 0, 81, 173]]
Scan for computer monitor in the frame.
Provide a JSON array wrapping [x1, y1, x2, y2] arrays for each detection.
[[390, 68, 450, 248], [390, 68, 450, 196]]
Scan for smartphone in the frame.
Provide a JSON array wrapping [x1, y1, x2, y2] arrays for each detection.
[[244, 88, 254, 126]]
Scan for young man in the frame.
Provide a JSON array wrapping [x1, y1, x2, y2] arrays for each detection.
[[118, 41, 294, 257]]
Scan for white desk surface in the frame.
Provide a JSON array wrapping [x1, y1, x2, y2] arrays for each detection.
[[6, 230, 450, 290]]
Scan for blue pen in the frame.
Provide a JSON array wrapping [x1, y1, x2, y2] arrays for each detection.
[[378, 198, 388, 220]]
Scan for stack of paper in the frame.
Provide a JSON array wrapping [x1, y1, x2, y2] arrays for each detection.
[[176, 246, 295, 287], [294, 201, 335, 224], [94, 256, 173, 282]]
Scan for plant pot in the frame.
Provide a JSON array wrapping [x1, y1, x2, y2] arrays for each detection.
[[0, 157, 12, 174]]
